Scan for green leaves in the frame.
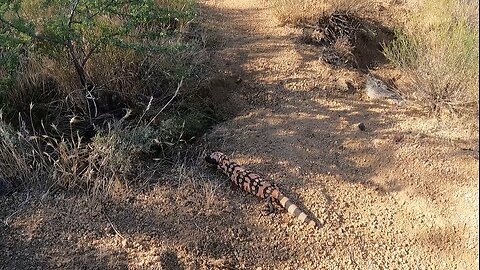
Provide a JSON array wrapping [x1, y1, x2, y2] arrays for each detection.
[[1, 0, 196, 89]]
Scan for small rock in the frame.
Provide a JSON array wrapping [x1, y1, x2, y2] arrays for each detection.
[[364, 76, 404, 106], [365, 76, 393, 99], [358, 122, 366, 131], [121, 239, 128, 248]]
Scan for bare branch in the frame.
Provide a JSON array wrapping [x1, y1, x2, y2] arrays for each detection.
[[146, 78, 184, 127], [81, 43, 101, 68], [68, 0, 81, 27], [66, 39, 88, 87]]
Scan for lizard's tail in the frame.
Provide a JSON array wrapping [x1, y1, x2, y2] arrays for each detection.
[[275, 192, 317, 228]]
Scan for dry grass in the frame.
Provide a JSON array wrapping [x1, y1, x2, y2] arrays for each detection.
[[0, 120, 47, 187], [270, 0, 329, 24], [0, 79, 217, 197], [0, 0, 216, 196], [270, 0, 375, 24], [384, 0, 479, 120], [0, 111, 171, 196]]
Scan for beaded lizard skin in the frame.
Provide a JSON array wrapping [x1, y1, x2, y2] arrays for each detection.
[[206, 151, 316, 227]]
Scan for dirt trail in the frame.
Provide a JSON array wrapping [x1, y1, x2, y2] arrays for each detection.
[[0, 0, 478, 269], [201, 0, 479, 269]]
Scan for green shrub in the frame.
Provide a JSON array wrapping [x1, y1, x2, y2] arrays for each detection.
[[384, 0, 479, 117], [0, 0, 197, 111]]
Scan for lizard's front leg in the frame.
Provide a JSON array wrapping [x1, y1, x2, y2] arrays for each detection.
[[262, 196, 276, 216]]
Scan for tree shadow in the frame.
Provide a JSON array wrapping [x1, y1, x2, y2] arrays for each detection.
[[0, 182, 299, 269]]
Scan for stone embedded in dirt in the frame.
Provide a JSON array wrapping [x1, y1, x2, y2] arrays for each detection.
[[358, 122, 366, 131], [365, 76, 394, 100], [121, 239, 128, 248], [364, 76, 406, 105]]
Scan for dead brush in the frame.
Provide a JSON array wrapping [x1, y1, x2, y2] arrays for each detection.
[[302, 12, 361, 67], [331, 36, 355, 64], [1, 110, 168, 197], [0, 119, 48, 188]]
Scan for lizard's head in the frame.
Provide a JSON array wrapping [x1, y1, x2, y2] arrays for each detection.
[[205, 151, 227, 165]]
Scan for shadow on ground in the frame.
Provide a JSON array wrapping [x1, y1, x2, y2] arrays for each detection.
[[1, 2, 478, 269]]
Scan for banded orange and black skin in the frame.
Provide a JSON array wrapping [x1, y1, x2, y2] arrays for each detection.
[[206, 151, 316, 227]]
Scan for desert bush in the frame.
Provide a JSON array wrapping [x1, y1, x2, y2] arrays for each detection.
[[384, 0, 479, 118], [0, 0, 221, 196], [0, 0, 198, 115], [51, 124, 163, 195]]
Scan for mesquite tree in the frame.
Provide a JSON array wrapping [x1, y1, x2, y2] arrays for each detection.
[[0, 0, 192, 92]]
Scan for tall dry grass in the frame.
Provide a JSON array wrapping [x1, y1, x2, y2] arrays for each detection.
[[0, 110, 177, 196], [270, 0, 375, 24], [385, 0, 479, 120]]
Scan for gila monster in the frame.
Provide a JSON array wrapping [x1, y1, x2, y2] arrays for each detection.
[[205, 151, 317, 227]]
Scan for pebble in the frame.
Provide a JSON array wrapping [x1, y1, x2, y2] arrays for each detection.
[[121, 239, 128, 248], [358, 122, 366, 131]]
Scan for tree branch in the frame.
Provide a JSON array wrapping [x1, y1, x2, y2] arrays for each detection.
[[146, 78, 183, 127], [68, 0, 81, 27], [66, 39, 87, 88]]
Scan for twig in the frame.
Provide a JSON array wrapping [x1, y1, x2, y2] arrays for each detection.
[[81, 44, 100, 68], [135, 96, 153, 129], [146, 77, 183, 127], [66, 39, 88, 87], [4, 193, 31, 226], [102, 209, 125, 240], [85, 88, 98, 119], [68, 0, 81, 27]]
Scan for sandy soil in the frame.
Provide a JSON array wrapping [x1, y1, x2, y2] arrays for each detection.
[[1, 0, 478, 269]]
